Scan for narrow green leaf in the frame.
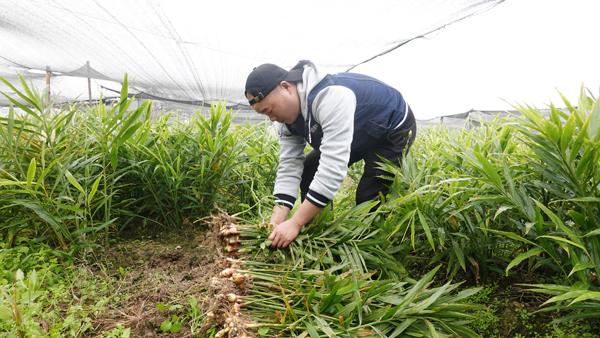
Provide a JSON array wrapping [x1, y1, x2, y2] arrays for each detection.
[[65, 170, 85, 195], [7, 106, 14, 143], [588, 96, 600, 140], [13, 201, 70, 245], [472, 151, 503, 189], [116, 121, 142, 146], [0, 92, 39, 121], [534, 200, 584, 249], [584, 229, 600, 238], [111, 143, 119, 169], [537, 235, 588, 252], [0, 178, 24, 186], [388, 318, 416, 338], [305, 322, 319, 338], [87, 174, 103, 205], [26, 157, 36, 186], [562, 197, 600, 203], [452, 241, 466, 272], [568, 262, 595, 277], [417, 210, 436, 251], [425, 319, 442, 338], [0, 76, 43, 115], [569, 291, 600, 305], [551, 311, 600, 323], [560, 113, 576, 153], [486, 229, 537, 246], [542, 290, 589, 306], [505, 247, 544, 275], [312, 315, 337, 337], [494, 205, 512, 220], [18, 76, 42, 110], [119, 73, 129, 114]]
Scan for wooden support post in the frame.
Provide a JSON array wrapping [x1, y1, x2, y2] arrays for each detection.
[[45, 66, 51, 96], [86, 61, 92, 104]]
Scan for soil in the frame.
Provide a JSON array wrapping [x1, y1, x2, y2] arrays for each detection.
[[87, 213, 252, 337]]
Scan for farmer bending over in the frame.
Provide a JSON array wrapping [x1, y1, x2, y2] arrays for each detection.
[[245, 60, 416, 248]]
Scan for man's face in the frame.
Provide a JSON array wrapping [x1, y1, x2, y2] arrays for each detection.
[[247, 81, 300, 124]]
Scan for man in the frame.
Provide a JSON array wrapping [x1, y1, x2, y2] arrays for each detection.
[[245, 60, 416, 248]]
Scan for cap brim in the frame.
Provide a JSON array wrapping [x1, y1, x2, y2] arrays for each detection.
[[284, 68, 303, 82]]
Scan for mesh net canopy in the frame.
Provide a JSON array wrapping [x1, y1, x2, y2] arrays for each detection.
[[0, 0, 505, 113]]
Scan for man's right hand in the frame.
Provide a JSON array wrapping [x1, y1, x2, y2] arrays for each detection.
[[270, 205, 290, 226]]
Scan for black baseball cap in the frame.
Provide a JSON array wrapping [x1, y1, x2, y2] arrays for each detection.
[[244, 62, 305, 105]]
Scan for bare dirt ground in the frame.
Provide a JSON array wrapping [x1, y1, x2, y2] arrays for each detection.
[[88, 214, 252, 337]]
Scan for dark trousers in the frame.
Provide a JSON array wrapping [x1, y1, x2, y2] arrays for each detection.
[[300, 108, 417, 205]]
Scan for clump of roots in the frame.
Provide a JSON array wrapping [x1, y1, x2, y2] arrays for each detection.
[[208, 212, 242, 256], [203, 213, 255, 337]]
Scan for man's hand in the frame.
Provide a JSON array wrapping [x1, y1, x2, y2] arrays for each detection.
[[267, 199, 323, 249], [268, 219, 302, 248]]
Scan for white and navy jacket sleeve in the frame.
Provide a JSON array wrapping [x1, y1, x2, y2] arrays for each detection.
[[273, 124, 306, 209], [305, 86, 355, 207]]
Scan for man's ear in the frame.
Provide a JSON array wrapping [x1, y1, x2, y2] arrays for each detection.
[[279, 81, 295, 94]]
